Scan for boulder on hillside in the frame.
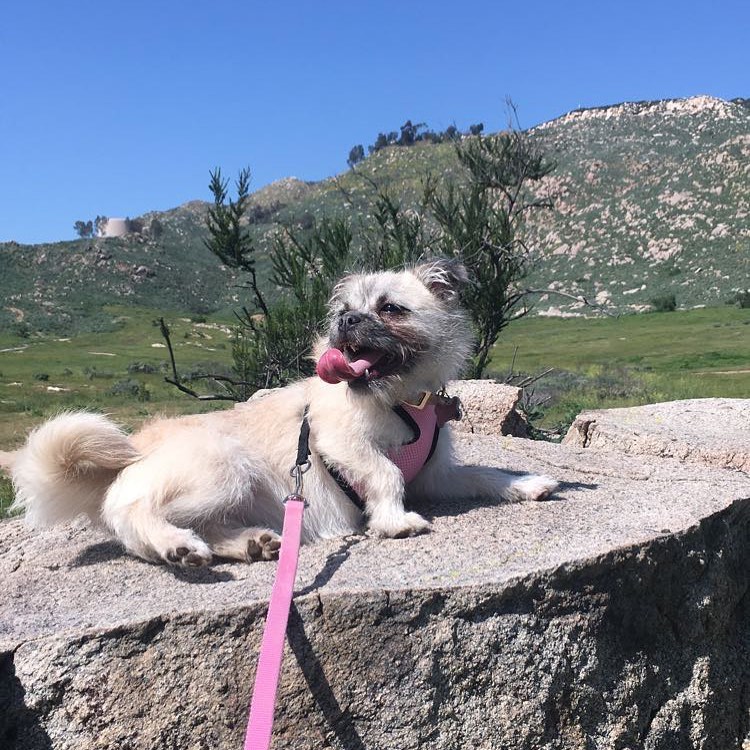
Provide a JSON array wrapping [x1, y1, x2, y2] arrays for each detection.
[[564, 398, 750, 472]]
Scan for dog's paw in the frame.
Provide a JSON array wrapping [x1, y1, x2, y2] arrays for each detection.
[[163, 535, 213, 568], [246, 531, 282, 562], [512, 474, 559, 502], [369, 511, 431, 539]]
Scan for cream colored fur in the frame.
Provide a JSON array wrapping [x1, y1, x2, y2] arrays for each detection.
[[11, 263, 558, 567]]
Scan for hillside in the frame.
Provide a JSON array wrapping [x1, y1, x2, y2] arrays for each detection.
[[1, 95, 748, 333], [526, 95, 750, 314]]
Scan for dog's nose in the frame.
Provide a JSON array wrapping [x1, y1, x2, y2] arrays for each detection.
[[338, 312, 363, 332]]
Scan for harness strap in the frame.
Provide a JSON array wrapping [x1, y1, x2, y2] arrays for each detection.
[[303, 406, 441, 513]]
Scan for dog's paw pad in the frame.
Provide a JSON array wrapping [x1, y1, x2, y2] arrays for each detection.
[[165, 543, 211, 567], [246, 532, 281, 562]]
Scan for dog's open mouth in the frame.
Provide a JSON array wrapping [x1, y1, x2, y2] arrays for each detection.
[[316, 346, 387, 384]]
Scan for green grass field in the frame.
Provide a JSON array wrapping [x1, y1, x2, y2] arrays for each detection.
[[1, 304, 748, 517], [0, 305, 237, 450], [488, 305, 750, 429]]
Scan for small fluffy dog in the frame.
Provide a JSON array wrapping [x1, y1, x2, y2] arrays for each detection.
[[11, 260, 557, 567]]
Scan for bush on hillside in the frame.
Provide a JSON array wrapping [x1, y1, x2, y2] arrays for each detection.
[[650, 293, 677, 312]]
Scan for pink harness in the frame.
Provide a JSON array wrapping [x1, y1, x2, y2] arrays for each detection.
[[387, 403, 439, 483]]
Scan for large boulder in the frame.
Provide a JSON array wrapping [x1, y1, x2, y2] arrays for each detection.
[[564, 398, 750, 472], [2, 432, 749, 750]]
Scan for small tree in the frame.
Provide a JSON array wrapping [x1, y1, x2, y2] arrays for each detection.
[[74, 220, 94, 238], [650, 293, 677, 312], [94, 215, 108, 237], [443, 124, 459, 141], [347, 144, 365, 168], [398, 120, 426, 146], [369, 133, 388, 154], [429, 129, 555, 376], [204, 167, 268, 316]]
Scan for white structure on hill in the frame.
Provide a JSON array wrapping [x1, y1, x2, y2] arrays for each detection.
[[98, 218, 129, 238]]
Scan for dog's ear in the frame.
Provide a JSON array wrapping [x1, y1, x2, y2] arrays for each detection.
[[413, 258, 469, 302]]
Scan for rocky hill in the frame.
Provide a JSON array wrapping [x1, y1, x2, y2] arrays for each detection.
[[1, 95, 748, 333], [526, 95, 750, 315]]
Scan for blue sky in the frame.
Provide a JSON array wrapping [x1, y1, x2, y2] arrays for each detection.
[[1, 0, 747, 245]]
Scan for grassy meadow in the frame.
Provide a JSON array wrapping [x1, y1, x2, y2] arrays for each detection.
[[488, 305, 750, 429], [1, 303, 748, 517]]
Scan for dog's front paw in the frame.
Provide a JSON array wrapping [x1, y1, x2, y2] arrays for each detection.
[[369, 511, 431, 539], [512, 474, 559, 502]]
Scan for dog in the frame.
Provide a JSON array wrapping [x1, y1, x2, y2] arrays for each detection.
[[11, 260, 557, 567]]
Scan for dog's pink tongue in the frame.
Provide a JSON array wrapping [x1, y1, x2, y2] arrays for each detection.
[[316, 348, 383, 384]]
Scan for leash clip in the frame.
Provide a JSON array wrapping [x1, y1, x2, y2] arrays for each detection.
[[288, 461, 311, 503]]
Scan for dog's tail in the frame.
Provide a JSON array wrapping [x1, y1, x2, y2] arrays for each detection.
[[11, 412, 140, 527]]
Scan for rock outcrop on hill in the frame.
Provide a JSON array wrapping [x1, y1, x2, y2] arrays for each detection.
[[1, 395, 749, 749]]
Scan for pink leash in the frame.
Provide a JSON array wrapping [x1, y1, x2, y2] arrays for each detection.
[[243, 495, 305, 750]]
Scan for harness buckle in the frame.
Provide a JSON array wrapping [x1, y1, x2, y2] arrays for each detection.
[[402, 391, 433, 409]]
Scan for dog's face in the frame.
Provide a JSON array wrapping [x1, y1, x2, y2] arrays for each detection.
[[316, 260, 474, 399]]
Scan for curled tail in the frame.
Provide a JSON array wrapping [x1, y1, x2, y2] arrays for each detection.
[[11, 412, 140, 527]]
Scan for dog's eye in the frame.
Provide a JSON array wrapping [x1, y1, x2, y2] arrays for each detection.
[[379, 303, 407, 315]]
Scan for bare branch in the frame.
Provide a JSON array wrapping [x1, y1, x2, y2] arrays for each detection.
[[158, 318, 182, 386], [163, 378, 238, 401]]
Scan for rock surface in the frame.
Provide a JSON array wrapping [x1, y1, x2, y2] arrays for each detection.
[[564, 398, 750, 472], [2, 427, 749, 750], [447, 380, 527, 437]]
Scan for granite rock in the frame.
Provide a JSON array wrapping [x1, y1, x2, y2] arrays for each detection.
[[564, 398, 750, 472], [2, 433, 749, 749]]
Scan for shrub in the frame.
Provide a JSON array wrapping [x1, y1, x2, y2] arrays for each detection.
[[127, 361, 159, 374], [13, 322, 31, 338], [108, 379, 150, 401], [83, 366, 115, 380], [650, 293, 677, 312]]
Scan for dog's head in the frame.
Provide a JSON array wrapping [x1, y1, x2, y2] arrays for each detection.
[[316, 259, 473, 400]]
